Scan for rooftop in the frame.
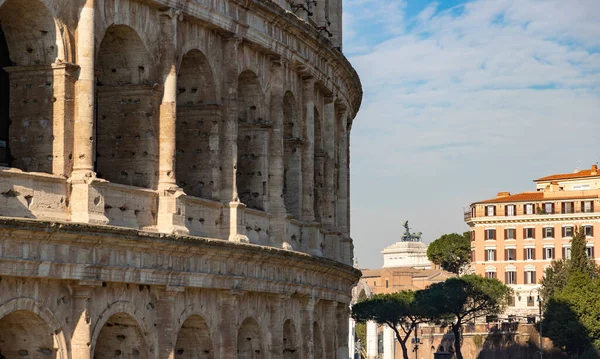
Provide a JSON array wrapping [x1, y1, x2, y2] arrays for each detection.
[[534, 164, 599, 182], [475, 191, 598, 205]]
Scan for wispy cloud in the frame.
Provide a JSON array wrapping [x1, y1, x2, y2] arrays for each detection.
[[345, 0, 600, 268]]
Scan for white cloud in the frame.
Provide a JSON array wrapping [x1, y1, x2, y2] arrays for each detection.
[[345, 0, 600, 268]]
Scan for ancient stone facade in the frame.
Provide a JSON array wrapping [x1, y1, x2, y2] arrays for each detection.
[[0, 0, 362, 358]]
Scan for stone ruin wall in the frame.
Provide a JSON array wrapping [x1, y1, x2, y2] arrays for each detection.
[[0, 0, 362, 357]]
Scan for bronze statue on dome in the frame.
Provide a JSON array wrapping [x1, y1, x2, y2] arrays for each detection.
[[401, 221, 422, 242]]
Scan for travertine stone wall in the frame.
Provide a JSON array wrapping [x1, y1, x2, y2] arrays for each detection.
[[0, 0, 361, 356]]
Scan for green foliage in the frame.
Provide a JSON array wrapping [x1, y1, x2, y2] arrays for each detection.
[[541, 228, 600, 356], [473, 334, 484, 349], [415, 275, 511, 359], [354, 322, 366, 351], [426, 232, 471, 274]]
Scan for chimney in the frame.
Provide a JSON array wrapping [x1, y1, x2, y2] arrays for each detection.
[[592, 164, 598, 175], [497, 192, 510, 198]]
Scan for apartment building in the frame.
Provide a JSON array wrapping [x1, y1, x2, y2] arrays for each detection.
[[465, 164, 600, 317]]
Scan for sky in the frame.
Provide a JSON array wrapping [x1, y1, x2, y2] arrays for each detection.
[[343, 0, 600, 269]]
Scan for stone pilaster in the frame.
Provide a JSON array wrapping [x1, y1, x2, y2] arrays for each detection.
[[322, 96, 336, 229], [301, 78, 316, 223], [337, 109, 349, 235], [156, 286, 184, 359], [218, 291, 241, 358], [70, 281, 101, 359], [337, 304, 351, 359], [268, 294, 287, 358], [324, 301, 338, 358], [268, 58, 287, 248], [301, 297, 316, 359]]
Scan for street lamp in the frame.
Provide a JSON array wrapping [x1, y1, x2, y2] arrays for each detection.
[[529, 288, 543, 359], [411, 324, 420, 359]]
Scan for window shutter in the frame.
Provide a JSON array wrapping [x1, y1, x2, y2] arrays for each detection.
[[591, 226, 594, 237], [523, 248, 527, 260], [523, 228, 526, 239], [493, 206, 496, 216], [561, 202, 565, 213], [592, 247, 595, 258], [505, 249, 508, 261], [562, 247, 566, 259], [505, 272, 509, 284], [504, 229, 507, 240], [552, 249, 555, 259], [493, 230, 496, 240], [532, 271, 536, 284], [551, 203, 555, 213], [532, 228, 535, 238], [581, 201, 585, 213], [532, 248, 536, 260], [592, 202, 595, 212]]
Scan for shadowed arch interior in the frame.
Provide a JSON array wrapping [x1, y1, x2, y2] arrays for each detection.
[[175, 314, 213, 359], [95, 25, 159, 189], [283, 91, 301, 219], [237, 70, 268, 211], [94, 312, 148, 359], [0, 0, 61, 173], [0, 310, 58, 358], [237, 317, 262, 359], [283, 319, 299, 359], [176, 49, 219, 199]]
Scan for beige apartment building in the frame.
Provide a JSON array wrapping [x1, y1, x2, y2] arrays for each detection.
[[465, 164, 600, 317]]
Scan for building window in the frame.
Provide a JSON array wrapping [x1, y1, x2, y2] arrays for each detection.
[[486, 206, 496, 216], [470, 231, 475, 242], [508, 295, 515, 306], [563, 226, 574, 238], [373, 281, 376, 287], [485, 229, 496, 241], [505, 228, 516, 240], [524, 228, 535, 239], [543, 202, 554, 214], [587, 246, 595, 258], [486, 249, 496, 261], [582, 201, 594, 213], [525, 248, 535, 260], [525, 270, 536, 284], [385, 280, 389, 289], [505, 248, 516, 261], [543, 227, 554, 238], [505, 271, 516, 285], [524, 203, 534, 215], [584, 225, 594, 237], [486, 271, 496, 279], [505, 205, 515, 216], [561, 202, 574, 214], [471, 250, 475, 262], [563, 247, 572, 260], [544, 247, 554, 260], [527, 296, 536, 306]]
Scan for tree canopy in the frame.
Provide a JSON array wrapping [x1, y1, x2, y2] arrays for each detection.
[[352, 291, 426, 359], [415, 275, 511, 359], [426, 232, 471, 274]]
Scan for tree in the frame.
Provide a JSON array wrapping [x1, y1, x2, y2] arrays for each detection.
[[426, 232, 471, 275], [351, 291, 426, 359], [415, 275, 511, 359]]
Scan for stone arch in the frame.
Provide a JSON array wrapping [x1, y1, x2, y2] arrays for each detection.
[[91, 301, 152, 356], [95, 24, 159, 189], [313, 321, 324, 359], [175, 314, 213, 358], [176, 49, 219, 199], [93, 312, 149, 359], [0, 0, 65, 172], [282, 319, 299, 359], [283, 91, 301, 219], [237, 70, 268, 211], [237, 317, 263, 359], [0, 298, 67, 359], [313, 107, 324, 223]]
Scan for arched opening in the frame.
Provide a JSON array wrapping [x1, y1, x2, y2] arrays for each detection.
[[282, 319, 298, 359], [313, 321, 323, 359], [0, 0, 60, 173], [175, 314, 213, 358], [237, 317, 262, 359], [95, 25, 158, 189], [237, 70, 268, 211], [0, 310, 58, 358], [93, 312, 148, 359], [176, 50, 218, 199], [283, 91, 301, 219], [313, 108, 324, 223]]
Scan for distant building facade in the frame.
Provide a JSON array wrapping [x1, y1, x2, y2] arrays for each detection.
[[466, 165, 600, 317]]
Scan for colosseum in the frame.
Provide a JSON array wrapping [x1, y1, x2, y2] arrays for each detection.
[[0, 0, 362, 357]]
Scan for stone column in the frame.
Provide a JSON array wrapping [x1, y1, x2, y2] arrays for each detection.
[[72, 0, 95, 177], [366, 320, 378, 359], [348, 317, 355, 359], [301, 297, 316, 359], [322, 96, 336, 230], [324, 301, 338, 358], [301, 78, 316, 223], [70, 0, 108, 225], [268, 58, 288, 248], [218, 291, 241, 358], [336, 303, 350, 359], [383, 325, 394, 359], [336, 109, 349, 235], [269, 294, 287, 358], [220, 38, 248, 243], [157, 286, 184, 359], [70, 282, 100, 359]]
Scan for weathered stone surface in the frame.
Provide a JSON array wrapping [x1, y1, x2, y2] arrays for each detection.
[[0, 0, 361, 357]]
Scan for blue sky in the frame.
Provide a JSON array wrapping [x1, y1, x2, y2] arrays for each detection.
[[343, 0, 600, 269]]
